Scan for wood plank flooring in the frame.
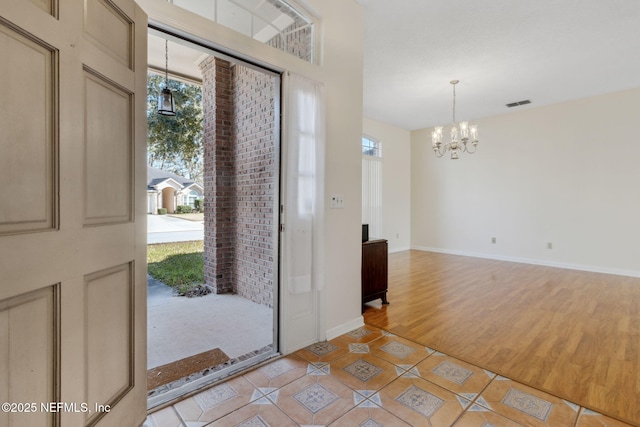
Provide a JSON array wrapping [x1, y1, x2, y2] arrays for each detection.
[[363, 250, 640, 426]]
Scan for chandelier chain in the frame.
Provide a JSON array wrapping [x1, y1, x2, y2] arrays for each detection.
[[164, 39, 169, 86]]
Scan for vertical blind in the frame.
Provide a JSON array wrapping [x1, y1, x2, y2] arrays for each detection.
[[362, 157, 382, 239]]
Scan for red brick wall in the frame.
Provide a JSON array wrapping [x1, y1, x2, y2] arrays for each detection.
[[266, 22, 313, 63], [199, 57, 277, 307], [264, 0, 313, 63], [232, 65, 276, 307]]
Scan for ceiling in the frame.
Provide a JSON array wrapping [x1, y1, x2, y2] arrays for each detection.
[[148, 33, 207, 83], [358, 0, 640, 130]]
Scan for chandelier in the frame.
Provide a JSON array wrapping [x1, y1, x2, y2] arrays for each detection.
[[432, 80, 478, 159]]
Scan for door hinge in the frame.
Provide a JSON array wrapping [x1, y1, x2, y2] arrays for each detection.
[[279, 224, 285, 232]]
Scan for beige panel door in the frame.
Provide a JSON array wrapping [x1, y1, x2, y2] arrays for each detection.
[[0, 1, 147, 426]]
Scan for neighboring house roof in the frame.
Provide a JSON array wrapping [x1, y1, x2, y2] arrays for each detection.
[[147, 166, 204, 193]]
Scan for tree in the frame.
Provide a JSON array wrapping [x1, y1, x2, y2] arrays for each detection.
[[147, 73, 204, 182]]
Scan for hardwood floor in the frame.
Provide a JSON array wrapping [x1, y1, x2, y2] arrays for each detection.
[[363, 250, 640, 426]]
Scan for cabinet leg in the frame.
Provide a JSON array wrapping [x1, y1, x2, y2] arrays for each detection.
[[381, 294, 389, 305]]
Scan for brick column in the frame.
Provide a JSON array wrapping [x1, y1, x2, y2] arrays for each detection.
[[199, 57, 277, 306], [200, 57, 235, 293]]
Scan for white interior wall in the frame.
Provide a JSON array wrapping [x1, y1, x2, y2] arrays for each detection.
[[411, 87, 640, 277], [362, 117, 411, 253], [139, 0, 365, 345], [319, 0, 365, 338]]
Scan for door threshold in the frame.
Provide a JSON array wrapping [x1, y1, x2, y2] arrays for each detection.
[[147, 345, 277, 410]]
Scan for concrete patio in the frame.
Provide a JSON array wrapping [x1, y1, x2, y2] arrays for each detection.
[[147, 276, 273, 369], [146, 214, 273, 379]]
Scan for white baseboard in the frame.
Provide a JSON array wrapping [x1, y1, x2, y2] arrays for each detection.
[[389, 246, 411, 254], [410, 246, 640, 278], [325, 316, 364, 341]]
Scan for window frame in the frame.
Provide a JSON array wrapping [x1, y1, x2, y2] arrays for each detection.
[[362, 134, 382, 158]]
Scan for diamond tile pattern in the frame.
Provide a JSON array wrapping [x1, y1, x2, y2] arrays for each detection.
[[432, 361, 473, 385], [343, 358, 383, 382], [236, 414, 269, 427], [261, 359, 295, 379], [380, 341, 415, 359], [305, 341, 338, 356], [293, 383, 339, 413], [395, 384, 445, 417], [347, 327, 373, 339], [501, 388, 553, 421], [360, 418, 383, 427], [147, 325, 635, 427], [349, 343, 370, 353], [194, 383, 238, 410]]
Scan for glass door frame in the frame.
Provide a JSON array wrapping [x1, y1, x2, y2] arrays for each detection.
[[146, 25, 282, 410]]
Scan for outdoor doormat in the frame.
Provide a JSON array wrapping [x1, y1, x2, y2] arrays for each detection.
[[147, 347, 230, 390]]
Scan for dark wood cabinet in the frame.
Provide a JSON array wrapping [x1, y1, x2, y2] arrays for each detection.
[[362, 239, 389, 311]]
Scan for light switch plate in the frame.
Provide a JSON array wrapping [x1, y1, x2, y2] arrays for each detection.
[[330, 194, 344, 208]]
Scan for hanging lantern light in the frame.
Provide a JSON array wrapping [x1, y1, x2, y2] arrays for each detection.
[[158, 39, 176, 116]]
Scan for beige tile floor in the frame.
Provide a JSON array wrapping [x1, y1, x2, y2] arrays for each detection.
[[144, 325, 635, 427]]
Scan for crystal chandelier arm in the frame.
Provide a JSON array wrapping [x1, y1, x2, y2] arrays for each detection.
[[466, 125, 478, 153], [464, 142, 477, 154]]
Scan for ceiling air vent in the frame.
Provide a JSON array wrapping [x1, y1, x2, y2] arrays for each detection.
[[506, 99, 531, 108]]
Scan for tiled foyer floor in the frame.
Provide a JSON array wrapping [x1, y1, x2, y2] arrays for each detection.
[[144, 325, 634, 427]]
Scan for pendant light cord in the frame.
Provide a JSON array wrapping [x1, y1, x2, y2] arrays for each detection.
[[452, 82, 456, 124]]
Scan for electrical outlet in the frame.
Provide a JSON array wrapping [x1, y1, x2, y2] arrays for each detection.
[[547, 242, 553, 249], [491, 237, 496, 244]]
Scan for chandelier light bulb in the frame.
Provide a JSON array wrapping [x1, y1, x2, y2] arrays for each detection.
[[460, 121, 469, 140], [432, 126, 443, 149], [470, 125, 478, 143]]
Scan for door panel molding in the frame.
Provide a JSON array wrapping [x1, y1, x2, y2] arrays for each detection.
[[0, 284, 60, 427], [83, 0, 134, 70], [28, 0, 58, 18], [82, 67, 134, 226], [84, 262, 134, 426], [0, 17, 58, 236]]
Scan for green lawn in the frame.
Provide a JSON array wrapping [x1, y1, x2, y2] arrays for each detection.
[[147, 241, 204, 294]]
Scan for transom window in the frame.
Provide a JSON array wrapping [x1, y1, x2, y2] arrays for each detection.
[[362, 135, 381, 157], [168, 0, 316, 63]]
